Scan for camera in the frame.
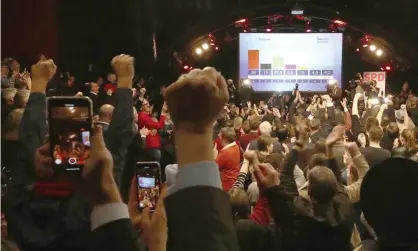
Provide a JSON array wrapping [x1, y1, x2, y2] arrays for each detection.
[[295, 83, 299, 91]]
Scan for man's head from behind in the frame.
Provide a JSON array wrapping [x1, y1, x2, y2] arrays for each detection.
[[249, 116, 261, 131], [228, 188, 249, 222], [386, 122, 399, 140], [308, 118, 321, 132], [276, 125, 289, 142], [259, 121, 272, 136], [220, 127, 236, 147], [368, 126, 384, 143], [99, 104, 114, 123], [307, 166, 338, 204]]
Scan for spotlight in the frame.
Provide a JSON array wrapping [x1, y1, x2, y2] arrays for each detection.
[[363, 44, 369, 48], [266, 28, 272, 32], [183, 65, 189, 70], [385, 65, 391, 71], [243, 79, 251, 85], [215, 46, 219, 50], [195, 48, 203, 55], [235, 18, 247, 24], [333, 20, 346, 25], [306, 29, 312, 32], [291, 3, 304, 15], [376, 49, 383, 56], [369, 45, 376, 51], [202, 43, 209, 50], [356, 48, 360, 52]]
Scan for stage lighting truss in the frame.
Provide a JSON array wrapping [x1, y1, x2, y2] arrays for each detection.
[[180, 11, 410, 72]]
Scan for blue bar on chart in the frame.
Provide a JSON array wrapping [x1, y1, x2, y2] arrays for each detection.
[[260, 70, 271, 75], [310, 70, 321, 76], [273, 70, 284, 76], [248, 70, 259, 76], [322, 70, 333, 76], [285, 70, 297, 76]]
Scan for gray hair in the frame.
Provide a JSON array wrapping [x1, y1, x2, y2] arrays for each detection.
[[307, 166, 338, 203]]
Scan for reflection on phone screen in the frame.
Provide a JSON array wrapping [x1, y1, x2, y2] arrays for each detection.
[[137, 166, 160, 211], [51, 105, 91, 169]]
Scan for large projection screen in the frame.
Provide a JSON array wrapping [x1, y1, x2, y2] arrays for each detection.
[[239, 33, 343, 92]]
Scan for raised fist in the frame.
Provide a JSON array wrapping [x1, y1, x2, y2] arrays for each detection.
[[111, 54, 134, 81], [31, 59, 57, 84], [165, 67, 229, 132]]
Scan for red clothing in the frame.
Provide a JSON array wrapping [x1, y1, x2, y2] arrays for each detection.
[[33, 181, 74, 197], [249, 191, 271, 224], [216, 143, 240, 191], [239, 132, 259, 150], [138, 111, 165, 149], [104, 83, 117, 93]]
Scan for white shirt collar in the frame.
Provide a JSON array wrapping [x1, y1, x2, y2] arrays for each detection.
[[221, 141, 237, 151]]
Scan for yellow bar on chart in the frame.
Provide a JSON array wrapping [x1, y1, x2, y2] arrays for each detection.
[[297, 66, 309, 70], [272, 56, 284, 69]]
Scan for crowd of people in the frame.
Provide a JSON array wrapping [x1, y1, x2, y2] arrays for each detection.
[[1, 54, 418, 251]]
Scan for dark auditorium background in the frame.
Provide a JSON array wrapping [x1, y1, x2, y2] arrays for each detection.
[[2, 0, 418, 91]]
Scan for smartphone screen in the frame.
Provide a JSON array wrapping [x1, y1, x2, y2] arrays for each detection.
[[136, 162, 161, 211], [48, 97, 93, 172]]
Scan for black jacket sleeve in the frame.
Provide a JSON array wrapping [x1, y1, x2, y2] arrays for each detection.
[[91, 219, 144, 251], [165, 186, 239, 251], [105, 88, 135, 185]]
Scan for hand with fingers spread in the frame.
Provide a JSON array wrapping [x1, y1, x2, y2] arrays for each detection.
[[128, 178, 167, 251], [165, 67, 229, 133], [31, 59, 57, 93], [82, 126, 120, 205]]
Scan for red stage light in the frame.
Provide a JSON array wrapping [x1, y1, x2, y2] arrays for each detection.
[[243, 29, 248, 32], [363, 44, 369, 48], [385, 66, 391, 71], [356, 48, 360, 52], [306, 29, 312, 32], [266, 28, 272, 32], [235, 18, 247, 24], [183, 65, 189, 70], [215, 46, 219, 50]]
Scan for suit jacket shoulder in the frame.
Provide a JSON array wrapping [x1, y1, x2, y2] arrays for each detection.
[[166, 186, 239, 251]]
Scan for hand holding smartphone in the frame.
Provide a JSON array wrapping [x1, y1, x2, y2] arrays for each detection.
[[48, 97, 93, 172], [136, 162, 161, 211]]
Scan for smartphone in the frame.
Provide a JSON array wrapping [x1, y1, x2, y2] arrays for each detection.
[[48, 97, 93, 172], [136, 162, 161, 211]]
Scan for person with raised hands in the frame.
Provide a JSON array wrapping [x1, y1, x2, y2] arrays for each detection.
[[254, 124, 357, 251], [164, 67, 239, 251]]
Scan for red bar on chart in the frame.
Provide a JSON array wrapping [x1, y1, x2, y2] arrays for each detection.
[[285, 64, 297, 70], [248, 50, 259, 69]]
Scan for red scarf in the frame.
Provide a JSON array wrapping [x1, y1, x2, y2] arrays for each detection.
[[32, 181, 74, 197]]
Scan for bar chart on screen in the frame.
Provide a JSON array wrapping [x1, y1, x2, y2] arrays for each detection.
[[239, 33, 343, 91], [247, 49, 335, 84]]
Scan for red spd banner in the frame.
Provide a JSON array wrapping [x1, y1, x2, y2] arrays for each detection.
[[363, 72, 386, 95]]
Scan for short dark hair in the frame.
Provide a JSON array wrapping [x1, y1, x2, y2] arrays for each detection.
[[386, 122, 399, 139], [366, 117, 379, 133], [241, 121, 251, 134], [277, 125, 289, 142]]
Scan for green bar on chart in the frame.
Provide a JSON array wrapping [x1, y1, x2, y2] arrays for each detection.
[[272, 56, 284, 69]]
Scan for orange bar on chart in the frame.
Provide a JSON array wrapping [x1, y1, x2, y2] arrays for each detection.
[[248, 50, 259, 69]]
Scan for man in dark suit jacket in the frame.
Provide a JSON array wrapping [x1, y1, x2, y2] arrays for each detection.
[[88, 82, 100, 115], [329, 81, 342, 101], [89, 66, 240, 251]]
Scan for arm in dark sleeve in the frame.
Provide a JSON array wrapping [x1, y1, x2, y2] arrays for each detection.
[[289, 102, 296, 124], [385, 104, 396, 122], [279, 149, 299, 196], [351, 115, 361, 137], [327, 158, 344, 185], [105, 88, 135, 185], [91, 219, 143, 251], [166, 187, 239, 251]]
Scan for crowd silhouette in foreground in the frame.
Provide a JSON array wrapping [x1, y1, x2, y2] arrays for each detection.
[[1, 55, 418, 251]]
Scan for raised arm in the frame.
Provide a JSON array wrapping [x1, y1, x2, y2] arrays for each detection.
[[104, 56, 136, 185], [165, 67, 239, 251]]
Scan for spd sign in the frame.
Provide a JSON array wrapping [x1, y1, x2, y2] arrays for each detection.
[[363, 72, 386, 95]]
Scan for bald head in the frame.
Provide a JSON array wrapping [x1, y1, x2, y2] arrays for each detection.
[[99, 104, 114, 123]]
